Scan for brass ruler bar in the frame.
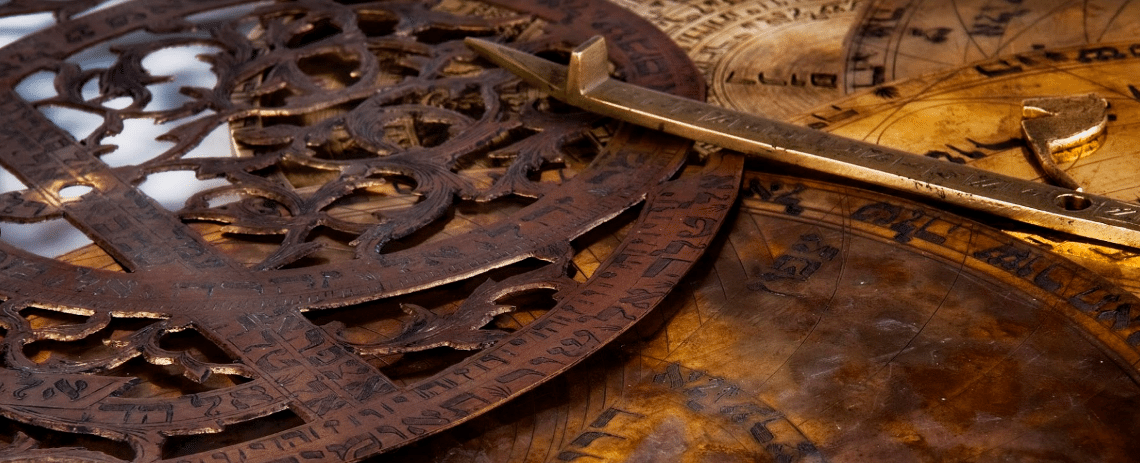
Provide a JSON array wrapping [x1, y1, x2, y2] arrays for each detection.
[[467, 36, 1140, 250]]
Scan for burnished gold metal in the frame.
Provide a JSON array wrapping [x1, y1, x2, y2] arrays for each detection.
[[1021, 94, 1108, 191]]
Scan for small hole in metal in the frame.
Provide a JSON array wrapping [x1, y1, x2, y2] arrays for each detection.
[[1054, 193, 1092, 211], [58, 184, 93, 199]]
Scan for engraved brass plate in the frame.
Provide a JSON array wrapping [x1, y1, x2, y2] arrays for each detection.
[[0, 1, 1138, 462]]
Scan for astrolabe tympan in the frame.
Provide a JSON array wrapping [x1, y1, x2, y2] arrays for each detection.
[[614, 0, 1140, 120], [786, 41, 1140, 296], [0, 0, 734, 461]]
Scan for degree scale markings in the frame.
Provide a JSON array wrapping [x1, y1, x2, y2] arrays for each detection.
[[467, 35, 1140, 251], [0, 0, 709, 316], [163, 154, 743, 463], [0, 0, 737, 460]]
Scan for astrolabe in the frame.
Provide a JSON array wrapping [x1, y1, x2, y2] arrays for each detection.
[[387, 2, 1140, 463], [0, 0, 734, 461], [0, 2, 1139, 463]]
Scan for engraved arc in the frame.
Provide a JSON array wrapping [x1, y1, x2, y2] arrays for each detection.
[[0, 0, 732, 460]]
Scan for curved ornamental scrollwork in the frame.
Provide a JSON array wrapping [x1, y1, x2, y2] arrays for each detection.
[[0, 0, 730, 461]]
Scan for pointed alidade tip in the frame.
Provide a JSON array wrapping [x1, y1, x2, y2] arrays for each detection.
[[464, 37, 569, 96]]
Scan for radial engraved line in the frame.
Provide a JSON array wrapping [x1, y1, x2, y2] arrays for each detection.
[[994, 0, 1084, 57], [950, 0, 989, 62], [860, 257, 965, 391], [1094, 0, 1135, 43]]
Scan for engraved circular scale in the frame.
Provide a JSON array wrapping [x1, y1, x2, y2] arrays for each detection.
[[0, 1, 1138, 462]]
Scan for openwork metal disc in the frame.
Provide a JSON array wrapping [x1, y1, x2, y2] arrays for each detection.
[[0, 1, 722, 461]]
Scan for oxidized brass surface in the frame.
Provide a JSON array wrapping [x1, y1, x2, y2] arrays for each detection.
[[0, 1, 1137, 462]]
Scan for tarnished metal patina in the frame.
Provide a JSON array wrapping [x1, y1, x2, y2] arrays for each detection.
[[0, 1, 1139, 462]]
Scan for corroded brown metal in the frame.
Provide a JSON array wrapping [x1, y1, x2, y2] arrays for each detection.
[[0, 1, 718, 461]]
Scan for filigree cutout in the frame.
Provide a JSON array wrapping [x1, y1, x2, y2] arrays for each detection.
[[331, 254, 577, 354], [0, 0, 712, 460]]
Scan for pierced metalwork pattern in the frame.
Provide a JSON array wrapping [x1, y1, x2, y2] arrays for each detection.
[[0, 1, 718, 461]]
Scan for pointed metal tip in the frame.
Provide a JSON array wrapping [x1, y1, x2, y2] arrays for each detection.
[[464, 37, 569, 97], [462, 37, 499, 60]]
